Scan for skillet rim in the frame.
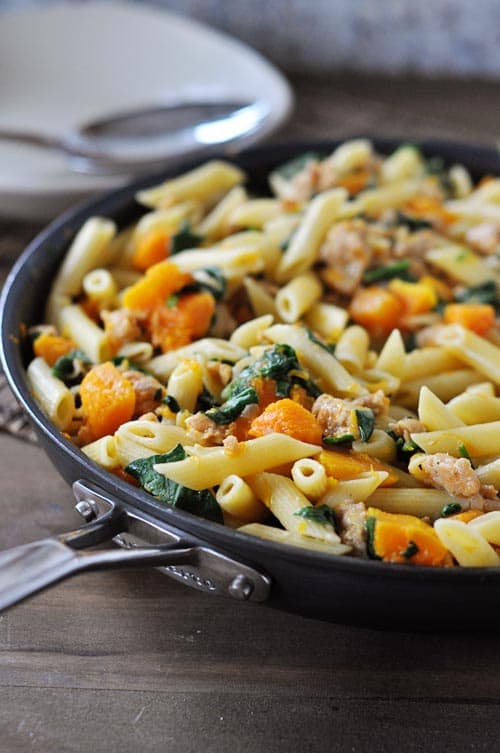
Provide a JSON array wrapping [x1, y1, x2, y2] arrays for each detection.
[[3, 136, 500, 585]]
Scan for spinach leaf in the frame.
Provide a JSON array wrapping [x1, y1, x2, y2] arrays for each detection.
[[171, 221, 202, 255], [396, 212, 433, 232], [191, 267, 227, 301], [274, 151, 321, 181], [290, 375, 322, 399], [226, 344, 299, 399], [455, 280, 499, 308], [401, 540, 419, 559], [217, 343, 321, 415], [386, 430, 421, 460], [306, 329, 336, 355], [126, 445, 223, 524], [258, 343, 299, 380], [440, 502, 463, 518], [425, 155, 453, 194], [323, 433, 355, 446], [111, 355, 148, 373], [162, 395, 180, 413], [52, 349, 91, 383], [355, 408, 375, 442], [362, 259, 413, 284], [205, 386, 258, 425], [196, 386, 217, 412], [458, 443, 471, 460], [294, 504, 337, 529]]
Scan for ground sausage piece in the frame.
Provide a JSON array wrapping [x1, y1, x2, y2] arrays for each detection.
[[332, 501, 367, 557], [122, 370, 164, 418], [393, 229, 441, 258], [353, 389, 389, 418], [312, 394, 353, 438], [312, 390, 387, 439], [185, 412, 235, 446], [102, 309, 145, 352], [415, 453, 481, 498], [285, 161, 321, 202], [465, 222, 500, 255], [319, 220, 373, 295], [388, 417, 427, 444]]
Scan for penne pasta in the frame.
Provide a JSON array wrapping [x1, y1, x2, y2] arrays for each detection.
[[276, 188, 348, 281], [264, 323, 365, 396], [27, 358, 75, 431], [154, 434, 321, 491], [238, 523, 350, 554], [247, 472, 340, 543], [58, 304, 111, 363], [434, 324, 500, 386], [275, 272, 322, 323], [136, 160, 245, 210], [215, 475, 267, 522]]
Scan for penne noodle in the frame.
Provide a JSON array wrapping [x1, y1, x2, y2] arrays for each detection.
[[216, 475, 267, 522], [417, 385, 465, 431], [238, 523, 350, 555], [264, 323, 365, 396], [434, 324, 500, 386], [411, 420, 500, 458], [275, 272, 322, 323], [276, 188, 348, 281], [136, 160, 245, 210], [58, 304, 111, 363], [154, 434, 321, 491], [247, 472, 340, 543], [27, 358, 74, 431]]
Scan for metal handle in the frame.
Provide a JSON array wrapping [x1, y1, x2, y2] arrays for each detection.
[[0, 535, 194, 613], [0, 480, 271, 612]]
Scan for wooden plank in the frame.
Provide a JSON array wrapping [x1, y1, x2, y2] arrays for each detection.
[[1, 687, 500, 753]]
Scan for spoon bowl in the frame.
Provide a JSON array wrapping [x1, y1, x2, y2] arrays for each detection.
[[0, 100, 270, 176]]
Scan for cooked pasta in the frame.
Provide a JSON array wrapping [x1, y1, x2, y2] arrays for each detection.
[[26, 139, 500, 568]]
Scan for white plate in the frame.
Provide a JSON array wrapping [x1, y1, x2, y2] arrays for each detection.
[[0, 1, 293, 221]]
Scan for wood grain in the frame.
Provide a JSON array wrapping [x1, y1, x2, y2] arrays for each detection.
[[2, 76, 500, 753]]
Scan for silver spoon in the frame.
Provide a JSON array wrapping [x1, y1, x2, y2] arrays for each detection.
[[0, 100, 270, 176]]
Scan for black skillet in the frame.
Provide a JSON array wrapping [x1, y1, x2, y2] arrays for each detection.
[[2, 139, 500, 631]]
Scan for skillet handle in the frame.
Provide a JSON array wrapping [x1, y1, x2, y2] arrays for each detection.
[[0, 534, 195, 612], [0, 538, 82, 611], [0, 494, 271, 611]]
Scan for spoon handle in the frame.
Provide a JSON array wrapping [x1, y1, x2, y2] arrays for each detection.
[[0, 128, 64, 152]]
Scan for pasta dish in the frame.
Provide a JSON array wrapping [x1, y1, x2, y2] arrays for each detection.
[[26, 140, 500, 567]]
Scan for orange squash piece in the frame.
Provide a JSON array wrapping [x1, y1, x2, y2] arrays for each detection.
[[33, 332, 75, 366], [248, 398, 323, 445], [80, 362, 136, 440], [252, 376, 279, 410], [336, 170, 371, 195], [443, 303, 495, 336], [449, 509, 482, 524], [349, 285, 403, 336], [148, 291, 215, 353], [318, 449, 399, 487], [122, 260, 192, 312], [178, 291, 216, 339], [388, 278, 437, 316], [366, 507, 449, 566], [132, 229, 170, 271], [403, 194, 457, 226]]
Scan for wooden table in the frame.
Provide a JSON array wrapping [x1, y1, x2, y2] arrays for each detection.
[[2, 76, 500, 753]]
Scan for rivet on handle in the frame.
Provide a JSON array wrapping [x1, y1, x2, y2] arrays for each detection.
[[228, 574, 255, 600]]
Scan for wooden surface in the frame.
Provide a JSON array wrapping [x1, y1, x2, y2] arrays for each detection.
[[2, 75, 500, 753]]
